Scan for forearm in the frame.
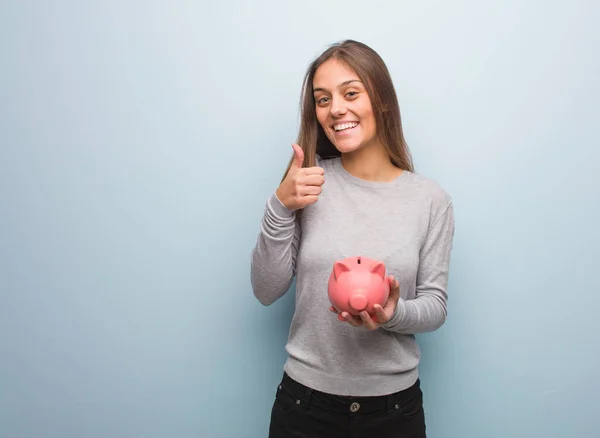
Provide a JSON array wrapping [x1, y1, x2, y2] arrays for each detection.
[[381, 292, 447, 334], [250, 193, 300, 306], [382, 202, 454, 334]]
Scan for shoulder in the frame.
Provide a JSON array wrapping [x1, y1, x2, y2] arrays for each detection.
[[404, 171, 451, 202], [315, 154, 336, 173], [315, 153, 327, 166], [315, 153, 323, 166], [403, 171, 453, 223]]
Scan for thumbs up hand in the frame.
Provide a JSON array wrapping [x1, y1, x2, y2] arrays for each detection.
[[275, 144, 325, 211]]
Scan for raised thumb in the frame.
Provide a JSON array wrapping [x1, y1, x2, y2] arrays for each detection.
[[291, 143, 304, 168]]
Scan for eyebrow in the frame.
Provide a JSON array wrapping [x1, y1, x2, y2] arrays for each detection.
[[313, 79, 362, 93]]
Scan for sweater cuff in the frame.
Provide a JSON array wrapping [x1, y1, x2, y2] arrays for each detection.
[[267, 192, 296, 220]]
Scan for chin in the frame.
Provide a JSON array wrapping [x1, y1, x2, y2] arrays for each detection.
[[330, 141, 364, 154], [334, 146, 360, 154]]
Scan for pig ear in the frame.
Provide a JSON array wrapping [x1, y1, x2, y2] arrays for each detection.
[[333, 261, 351, 279], [371, 262, 386, 279]]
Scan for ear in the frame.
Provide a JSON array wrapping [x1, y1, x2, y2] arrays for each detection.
[[333, 260, 351, 279], [371, 261, 386, 279]]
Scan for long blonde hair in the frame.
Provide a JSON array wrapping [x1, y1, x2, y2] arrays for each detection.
[[282, 39, 414, 181]]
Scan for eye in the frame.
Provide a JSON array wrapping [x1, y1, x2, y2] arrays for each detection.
[[316, 96, 330, 105], [346, 91, 358, 98]]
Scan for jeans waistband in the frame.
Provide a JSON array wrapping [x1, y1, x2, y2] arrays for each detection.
[[279, 372, 420, 415]]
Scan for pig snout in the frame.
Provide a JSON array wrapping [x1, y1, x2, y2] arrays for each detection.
[[348, 290, 368, 312]]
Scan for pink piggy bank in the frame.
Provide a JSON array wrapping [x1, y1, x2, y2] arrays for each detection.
[[328, 256, 390, 318]]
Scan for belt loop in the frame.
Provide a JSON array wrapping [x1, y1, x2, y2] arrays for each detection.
[[303, 386, 313, 406]]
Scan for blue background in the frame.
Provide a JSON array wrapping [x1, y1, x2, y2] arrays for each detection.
[[1, 1, 599, 437]]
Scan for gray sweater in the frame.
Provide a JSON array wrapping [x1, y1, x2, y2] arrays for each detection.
[[251, 155, 455, 397]]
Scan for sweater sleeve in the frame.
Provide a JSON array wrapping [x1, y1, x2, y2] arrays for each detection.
[[381, 201, 455, 334], [250, 193, 301, 305]]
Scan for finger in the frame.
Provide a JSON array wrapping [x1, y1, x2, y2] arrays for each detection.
[[304, 166, 325, 176], [390, 277, 400, 300], [291, 144, 304, 169], [300, 174, 325, 186], [299, 185, 322, 197], [373, 304, 388, 324], [359, 311, 378, 330], [342, 311, 362, 327]]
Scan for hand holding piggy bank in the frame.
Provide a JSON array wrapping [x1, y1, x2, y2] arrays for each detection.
[[327, 256, 390, 319]]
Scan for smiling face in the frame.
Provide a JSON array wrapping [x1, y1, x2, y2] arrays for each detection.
[[312, 58, 380, 154]]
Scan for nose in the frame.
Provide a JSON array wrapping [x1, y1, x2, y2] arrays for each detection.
[[329, 97, 347, 117]]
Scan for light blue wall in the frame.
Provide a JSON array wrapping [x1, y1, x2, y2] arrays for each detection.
[[1, 1, 599, 437]]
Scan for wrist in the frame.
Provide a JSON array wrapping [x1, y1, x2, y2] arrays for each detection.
[[275, 188, 294, 211]]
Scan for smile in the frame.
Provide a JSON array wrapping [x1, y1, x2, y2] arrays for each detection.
[[333, 122, 359, 132]]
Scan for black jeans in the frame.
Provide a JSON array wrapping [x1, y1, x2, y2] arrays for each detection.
[[268, 373, 426, 438]]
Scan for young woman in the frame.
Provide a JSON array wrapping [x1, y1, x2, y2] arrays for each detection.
[[250, 40, 455, 438]]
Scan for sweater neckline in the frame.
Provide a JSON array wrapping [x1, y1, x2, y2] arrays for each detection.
[[330, 156, 410, 189]]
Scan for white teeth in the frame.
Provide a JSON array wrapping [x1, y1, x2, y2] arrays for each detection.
[[333, 122, 358, 131]]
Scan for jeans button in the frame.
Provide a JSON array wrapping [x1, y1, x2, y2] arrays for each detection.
[[350, 402, 360, 412]]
